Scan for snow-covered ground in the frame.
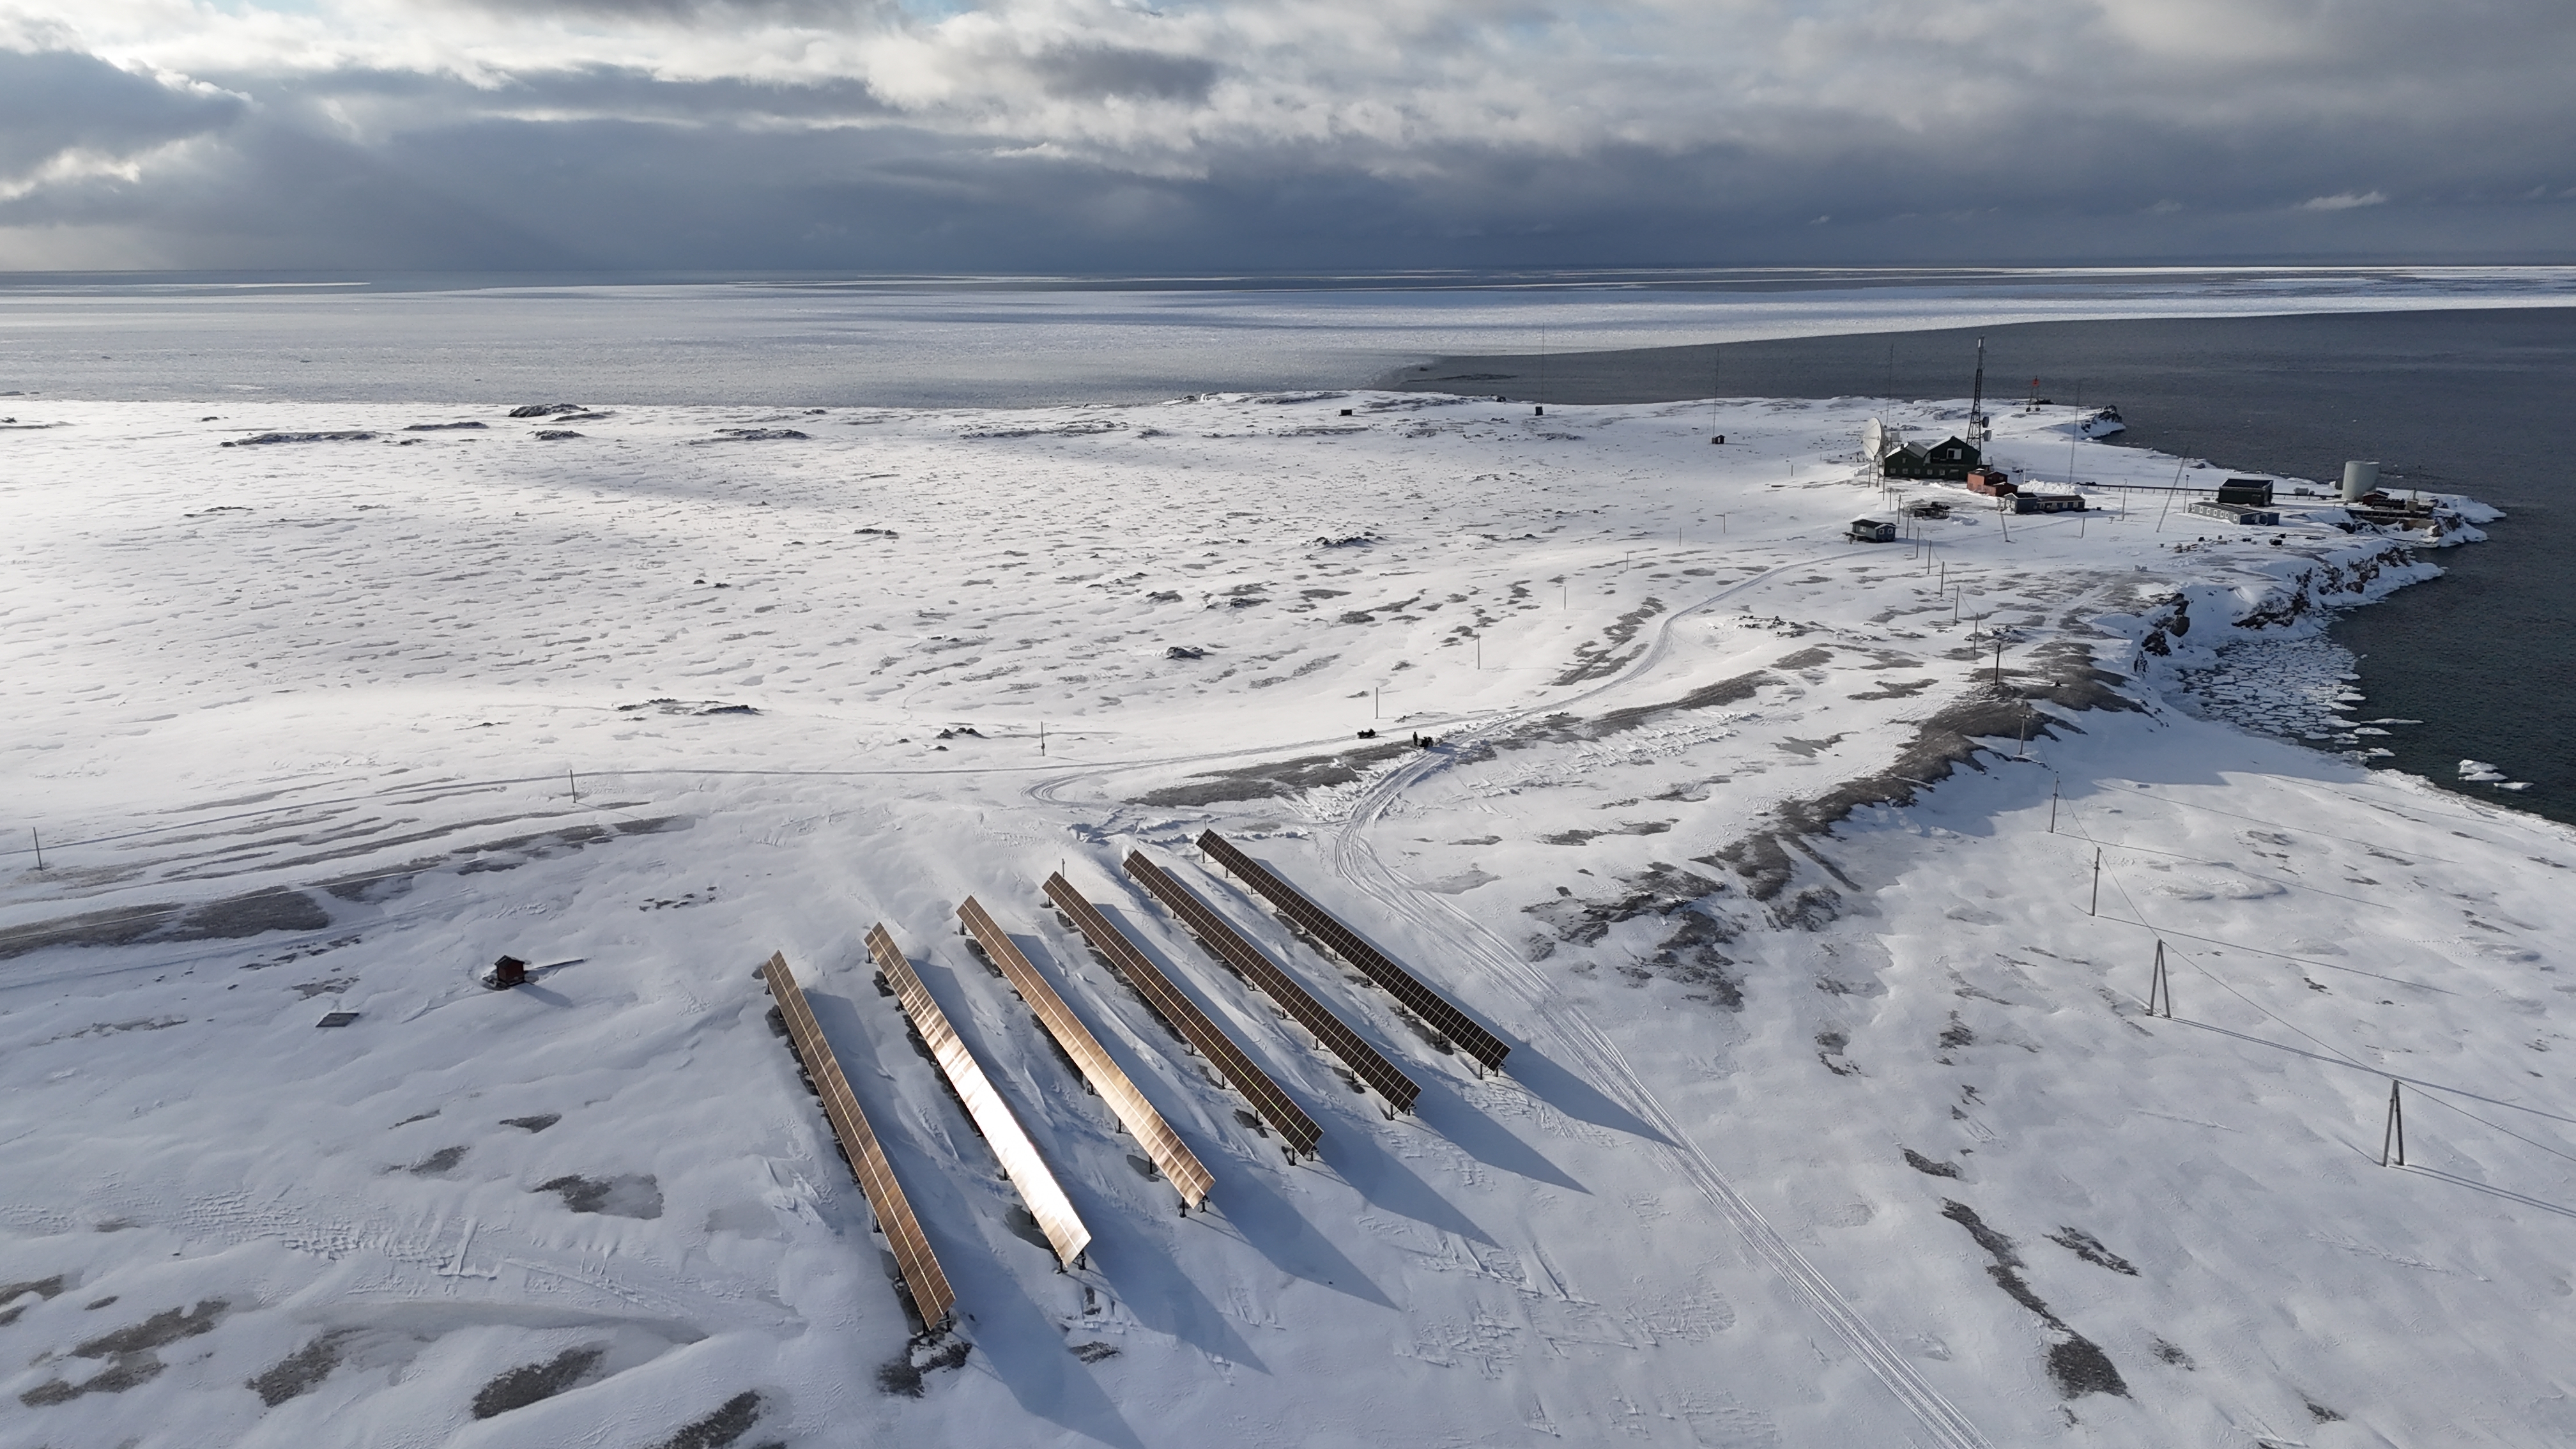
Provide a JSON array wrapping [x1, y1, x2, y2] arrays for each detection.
[[3, 391, 2568, 1448]]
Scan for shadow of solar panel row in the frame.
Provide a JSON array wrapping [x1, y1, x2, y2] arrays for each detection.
[[1125, 852, 1421, 1117], [1198, 829, 1510, 1073], [1043, 872, 1322, 1160], [958, 896, 1215, 1213], [758, 951, 955, 1332], [866, 923, 1094, 1271]]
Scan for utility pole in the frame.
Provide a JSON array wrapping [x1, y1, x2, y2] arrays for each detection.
[[2147, 940, 2171, 1017], [2380, 1080, 2407, 1167], [29, 829, 41, 871], [2089, 848, 2103, 916]]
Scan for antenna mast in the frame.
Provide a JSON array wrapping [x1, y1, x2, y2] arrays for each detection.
[[1968, 336, 1988, 441]]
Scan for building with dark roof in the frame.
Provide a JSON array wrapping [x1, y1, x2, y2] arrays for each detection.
[[1880, 436, 1981, 481]]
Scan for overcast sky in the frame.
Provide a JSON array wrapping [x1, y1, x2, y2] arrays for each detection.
[[3, 1, 2571, 273]]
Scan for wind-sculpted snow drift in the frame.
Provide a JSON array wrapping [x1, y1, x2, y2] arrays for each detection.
[[2, 391, 2566, 1448]]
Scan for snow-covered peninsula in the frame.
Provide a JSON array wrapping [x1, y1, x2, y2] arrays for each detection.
[[3, 391, 2566, 1448]]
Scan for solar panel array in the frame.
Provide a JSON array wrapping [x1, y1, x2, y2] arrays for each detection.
[[866, 924, 1094, 1270], [957, 896, 1215, 1212], [1125, 852, 1422, 1116], [1198, 830, 1511, 1073], [1043, 872, 1322, 1160], [758, 951, 956, 1331]]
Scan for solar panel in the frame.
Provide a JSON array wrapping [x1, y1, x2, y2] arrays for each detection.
[[1124, 852, 1421, 1117], [758, 951, 955, 1332], [865, 924, 1093, 1271], [958, 897, 1215, 1212], [1043, 873, 1322, 1160], [1197, 830, 1511, 1073]]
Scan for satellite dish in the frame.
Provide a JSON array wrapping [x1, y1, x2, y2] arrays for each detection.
[[1862, 418, 1885, 459]]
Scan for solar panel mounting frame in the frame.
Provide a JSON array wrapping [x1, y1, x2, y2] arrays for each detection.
[[866, 924, 1094, 1271], [1125, 851, 1421, 1117], [1197, 829, 1510, 1073], [758, 951, 956, 1332], [1043, 872, 1322, 1160], [958, 896, 1215, 1212]]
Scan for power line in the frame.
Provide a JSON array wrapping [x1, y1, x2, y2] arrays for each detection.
[[2063, 797, 2576, 1153]]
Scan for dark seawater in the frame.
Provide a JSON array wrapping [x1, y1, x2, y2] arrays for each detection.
[[1384, 309, 2576, 824]]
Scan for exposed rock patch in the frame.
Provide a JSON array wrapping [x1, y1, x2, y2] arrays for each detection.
[[471, 1345, 606, 1418]]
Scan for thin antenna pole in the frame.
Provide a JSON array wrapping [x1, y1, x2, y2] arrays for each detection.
[[2147, 940, 2170, 1016], [2048, 779, 2059, 832], [1969, 336, 1987, 440], [2089, 848, 2103, 916], [1710, 348, 1721, 443], [2157, 461, 2182, 532], [569, 768, 579, 803], [29, 829, 41, 871], [2380, 1080, 2407, 1167]]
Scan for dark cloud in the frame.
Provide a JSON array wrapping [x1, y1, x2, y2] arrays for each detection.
[[1027, 44, 1220, 103], [438, 0, 893, 19], [3, 1, 2573, 269], [294, 63, 893, 125], [0, 48, 245, 181]]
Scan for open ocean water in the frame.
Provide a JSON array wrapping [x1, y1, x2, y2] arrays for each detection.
[[2, 270, 2568, 821]]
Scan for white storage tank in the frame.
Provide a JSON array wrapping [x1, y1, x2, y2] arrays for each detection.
[[2342, 460, 2381, 502]]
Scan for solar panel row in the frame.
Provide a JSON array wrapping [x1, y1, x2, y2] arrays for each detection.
[[866, 924, 1095, 1271], [758, 951, 956, 1332], [1044, 872, 1323, 1160], [1198, 830, 1511, 1073], [957, 896, 1216, 1213], [1124, 852, 1422, 1117]]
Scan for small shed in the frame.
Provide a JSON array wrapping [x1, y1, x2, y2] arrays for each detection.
[[2186, 499, 2280, 526], [1964, 468, 2016, 497], [2215, 478, 2275, 507], [1848, 518, 1898, 542], [2011, 492, 2088, 514]]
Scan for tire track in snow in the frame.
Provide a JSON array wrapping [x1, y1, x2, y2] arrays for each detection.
[[1326, 561, 1996, 1449], [1006, 554, 1988, 1443]]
